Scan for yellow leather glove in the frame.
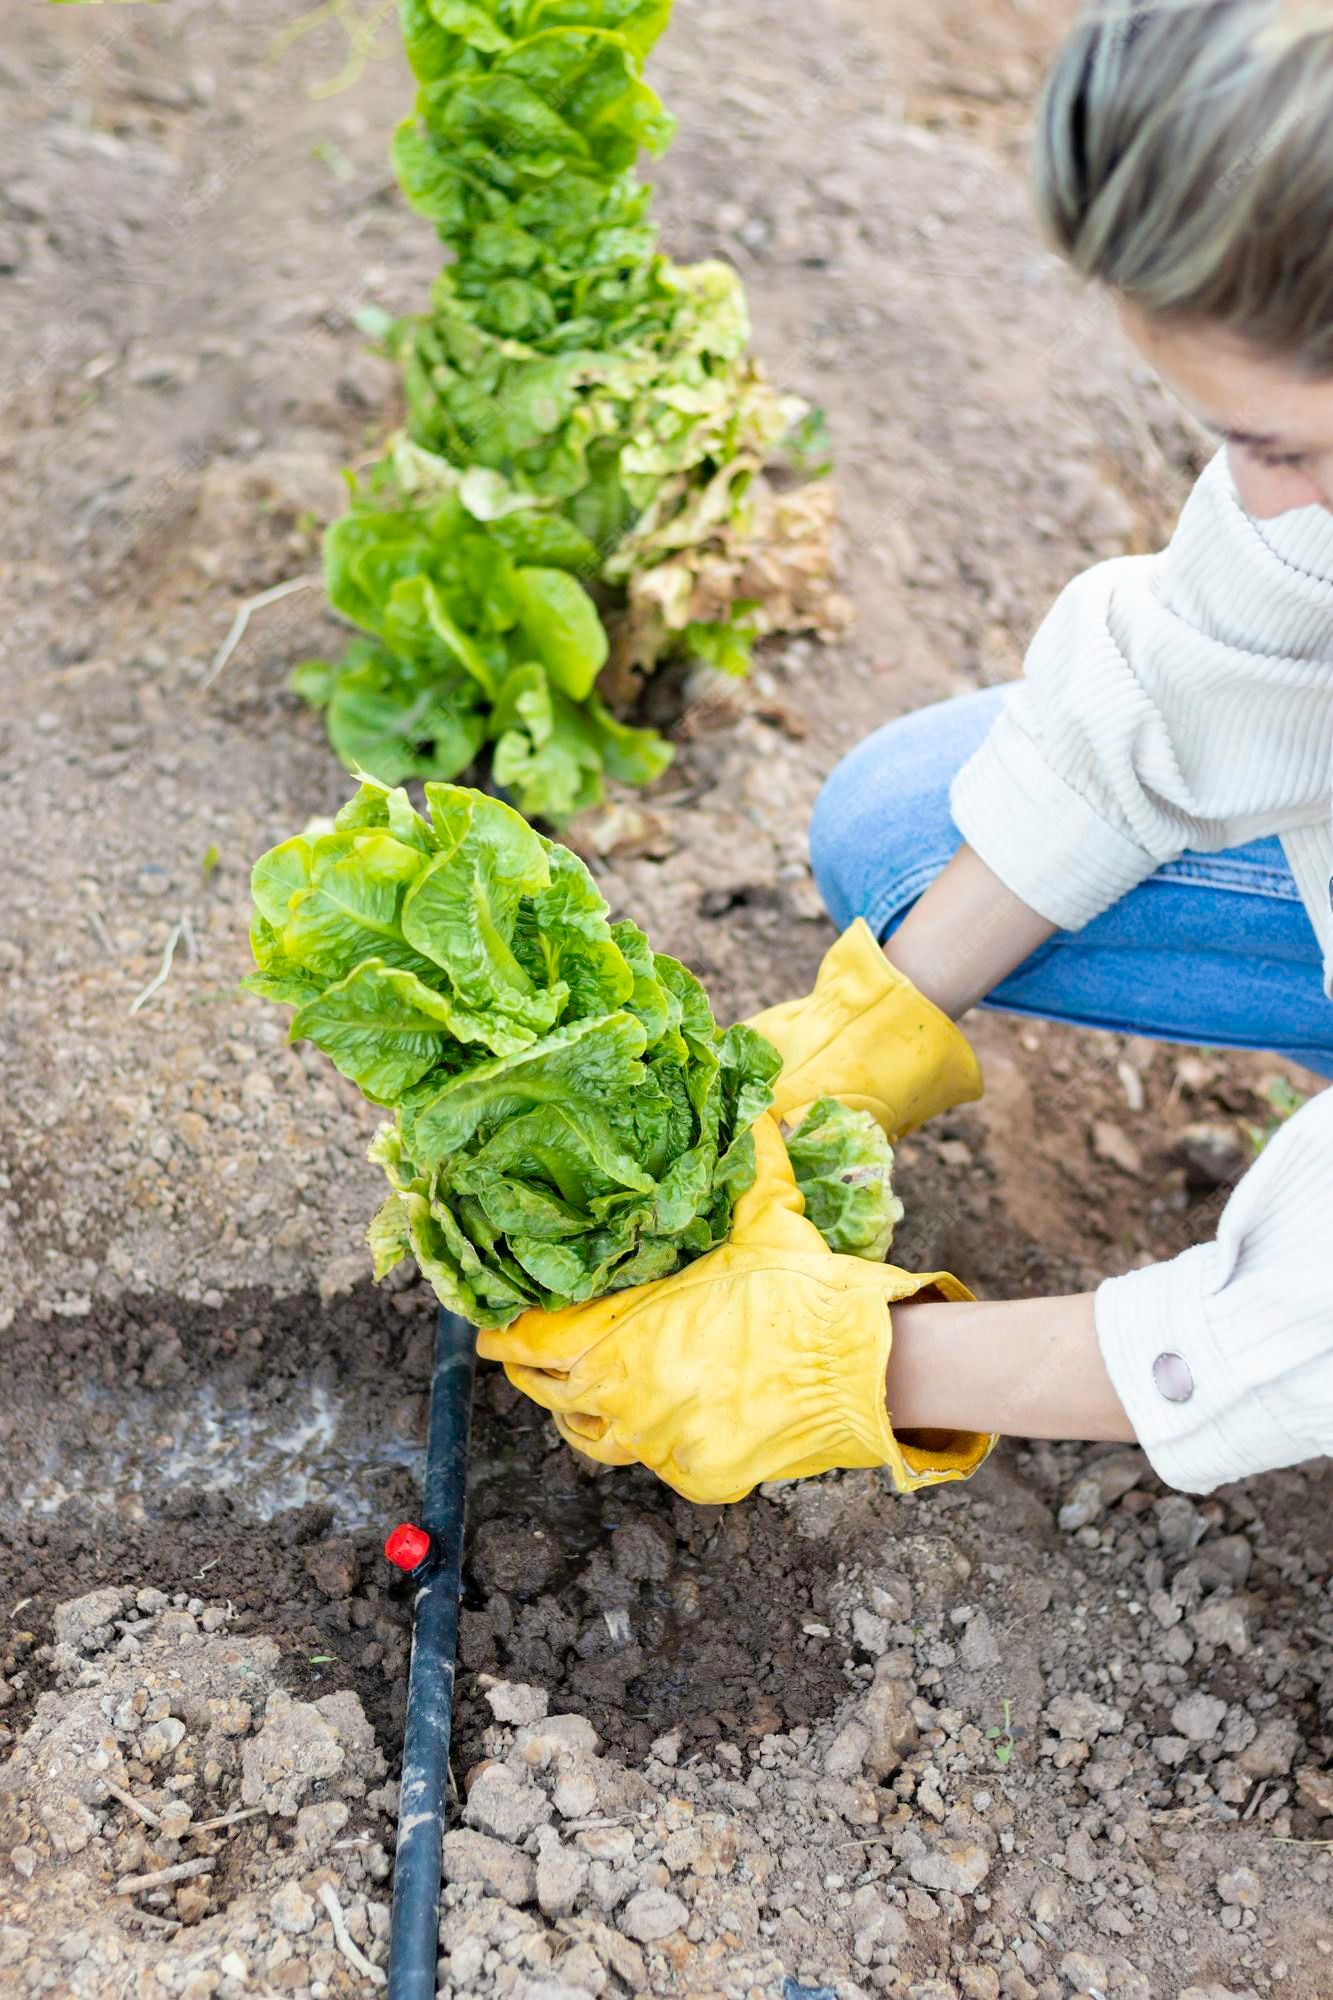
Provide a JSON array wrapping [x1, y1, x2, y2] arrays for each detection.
[[477, 1115, 995, 1505], [749, 918, 982, 1137]]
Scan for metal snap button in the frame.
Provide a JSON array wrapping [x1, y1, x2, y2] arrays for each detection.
[[1152, 1351, 1194, 1403]]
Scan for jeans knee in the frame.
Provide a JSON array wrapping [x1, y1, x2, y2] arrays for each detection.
[[809, 745, 868, 932], [810, 707, 976, 937]]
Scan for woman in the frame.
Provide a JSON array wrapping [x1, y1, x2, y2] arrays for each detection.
[[482, 0, 1333, 1501]]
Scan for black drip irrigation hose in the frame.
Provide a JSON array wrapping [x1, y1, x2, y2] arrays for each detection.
[[383, 1308, 477, 2000], [376, 1268, 839, 2000]]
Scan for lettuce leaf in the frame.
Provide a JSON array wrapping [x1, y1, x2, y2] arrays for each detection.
[[248, 780, 903, 1329], [292, 0, 840, 825], [784, 1097, 905, 1262]]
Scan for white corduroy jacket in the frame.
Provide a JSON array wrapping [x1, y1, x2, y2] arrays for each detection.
[[950, 451, 1333, 1494]]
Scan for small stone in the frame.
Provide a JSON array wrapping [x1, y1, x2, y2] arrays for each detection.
[[0, 1930, 32, 1971], [464, 1765, 552, 1842], [959, 1610, 1000, 1669], [295, 1801, 350, 1855], [483, 1681, 549, 1726], [53, 1588, 128, 1653], [662, 1828, 703, 1873], [1295, 1765, 1333, 1817], [1062, 1829, 1098, 1885], [1171, 1692, 1227, 1742], [302, 1538, 359, 1599], [620, 1887, 688, 1942], [851, 1608, 890, 1655], [868, 1571, 913, 1621], [552, 1763, 599, 1819], [1045, 1692, 1123, 1742], [1194, 1535, 1253, 1590], [271, 1882, 316, 1935], [536, 1835, 590, 1917], [514, 1714, 600, 1767], [443, 1829, 536, 1907], [1178, 1121, 1247, 1189], [1155, 1495, 1205, 1552], [577, 1826, 634, 1862], [1060, 1952, 1108, 1992], [211, 1698, 253, 1738], [1058, 1476, 1105, 1533], [175, 1881, 211, 1925], [1191, 1597, 1250, 1656], [1029, 1879, 1067, 1925], [140, 1716, 186, 1763], [240, 1695, 346, 1817], [823, 1718, 871, 1780], [1217, 1866, 1261, 1908], [1091, 1120, 1141, 1176], [908, 1839, 991, 1895], [1239, 1718, 1299, 1777], [862, 1658, 919, 1778]]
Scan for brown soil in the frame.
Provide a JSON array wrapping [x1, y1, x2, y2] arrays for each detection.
[[1, 2, 1330, 1997]]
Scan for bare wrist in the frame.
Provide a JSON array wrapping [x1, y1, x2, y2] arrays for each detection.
[[883, 843, 1056, 1019], [887, 1293, 1135, 1445]]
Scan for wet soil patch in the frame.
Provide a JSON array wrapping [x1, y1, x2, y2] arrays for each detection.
[[0, 1279, 867, 1773]]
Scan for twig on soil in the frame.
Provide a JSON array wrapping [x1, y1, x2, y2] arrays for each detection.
[[101, 1779, 162, 1830], [190, 1804, 265, 1836], [128, 918, 185, 1016], [114, 1856, 214, 1898], [86, 908, 117, 959], [200, 574, 321, 691], [319, 1881, 387, 1988], [126, 1907, 181, 1934]]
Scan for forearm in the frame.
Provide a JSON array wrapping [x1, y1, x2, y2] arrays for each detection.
[[887, 1292, 1136, 1444], [883, 842, 1055, 1020]]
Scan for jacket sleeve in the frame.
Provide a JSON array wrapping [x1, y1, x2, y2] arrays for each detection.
[[949, 451, 1333, 931], [1094, 1085, 1333, 1493]]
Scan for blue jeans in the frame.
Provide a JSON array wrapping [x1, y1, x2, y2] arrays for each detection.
[[810, 687, 1333, 1079]]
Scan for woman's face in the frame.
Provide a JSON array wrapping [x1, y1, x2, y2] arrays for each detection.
[[1119, 301, 1333, 519]]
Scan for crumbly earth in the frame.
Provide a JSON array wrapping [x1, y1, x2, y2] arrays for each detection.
[[0, 1, 1330, 1997]]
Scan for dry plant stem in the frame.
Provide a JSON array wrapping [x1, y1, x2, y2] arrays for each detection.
[[888, 1294, 1136, 1444], [201, 574, 321, 691], [100, 1780, 162, 1829], [190, 1804, 265, 1835], [318, 1882, 387, 1988], [114, 1857, 214, 1898], [128, 919, 184, 1016]]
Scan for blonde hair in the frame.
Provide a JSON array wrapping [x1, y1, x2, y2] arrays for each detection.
[[1035, 0, 1333, 371]]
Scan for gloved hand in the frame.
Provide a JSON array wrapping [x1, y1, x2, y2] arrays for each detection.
[[477, 1114, 995, 1504], [749, 918, 982, 1137]]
